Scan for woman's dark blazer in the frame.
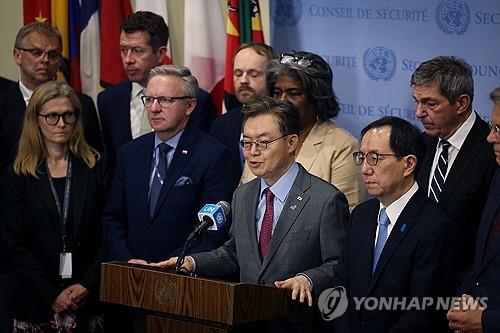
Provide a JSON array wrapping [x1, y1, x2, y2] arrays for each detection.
[[1, 154, 109, 323]]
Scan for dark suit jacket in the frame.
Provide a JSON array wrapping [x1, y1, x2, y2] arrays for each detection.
[[0, 84, 103, 274], [97, 81, 217, 167], [103, 127, 234, 263], [334, 188, 454, 333], [460, 167, 500, 332], [0, 156, 109, 323], [0, 76, 15, 96], [417, 113, 497, 275], [209, 105, 243, 189]]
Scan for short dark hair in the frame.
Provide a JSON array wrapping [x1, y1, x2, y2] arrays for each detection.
[[120, 11, 169, 52], [267, 51, 340, 120], [410, 56, 474, 105], [361, 116, 426, 175], [233, 42, 278, 63], [242, 96, 300, 136]]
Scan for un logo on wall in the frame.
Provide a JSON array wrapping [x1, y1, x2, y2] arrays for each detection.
[[435, 0, 470, 35], [363, 47, 397, 81], [272, 0, 302, 26]]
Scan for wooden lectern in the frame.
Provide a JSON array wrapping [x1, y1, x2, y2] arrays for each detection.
[[100, 262, 301, 333]]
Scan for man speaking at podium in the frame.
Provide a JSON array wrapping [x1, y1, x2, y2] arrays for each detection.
[[154, 97, 349, 332]]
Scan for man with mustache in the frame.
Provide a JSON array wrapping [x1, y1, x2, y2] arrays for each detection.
[[411, 56, 497, 278], [209, 43, 278, 189]]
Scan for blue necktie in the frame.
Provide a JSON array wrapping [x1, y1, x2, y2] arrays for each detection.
[[430, 140, 450, 203], [372, 207, 390, 275], [149, 143, 171, 216]]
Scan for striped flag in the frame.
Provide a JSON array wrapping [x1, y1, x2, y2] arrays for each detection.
[[184, 0, 226, 114], [23, 0, 131, 103], [135, 0, 172, 64], [80, 0, 100, 102], [224, 0, 264, 109]]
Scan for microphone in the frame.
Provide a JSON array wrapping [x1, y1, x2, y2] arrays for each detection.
[[176, 201, 231, 273]]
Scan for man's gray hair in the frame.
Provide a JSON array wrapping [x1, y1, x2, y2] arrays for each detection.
[[148, 65, 199, 97]]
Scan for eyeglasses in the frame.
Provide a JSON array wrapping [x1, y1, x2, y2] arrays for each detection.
[[353, 151, 397, 166], [280, 53, 313, 68], [488, 121, 500, 135], [38, 112, 77, 126], [240, 135, 288, 151], [17, 47, 61, 61], [141, 95, 192, 109]]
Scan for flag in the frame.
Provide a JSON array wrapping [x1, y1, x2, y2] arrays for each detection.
[[135, 0, 172, 64], [23, 0, 131, 102], [100, 0, 132, 87], [184, 0, 226, 114], [23, 0, 51, 24], [224, 0, 264, 109], [80, 0, 100, 102]]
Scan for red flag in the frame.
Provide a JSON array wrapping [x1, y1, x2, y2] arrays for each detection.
[[100, 0, 132, 87], [23, 0, 51, 24]]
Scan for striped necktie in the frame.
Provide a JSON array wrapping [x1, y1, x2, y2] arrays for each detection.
[[430, 140, 451, 203]]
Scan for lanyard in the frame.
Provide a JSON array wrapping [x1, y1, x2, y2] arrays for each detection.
[[46, 155, 73, 252]]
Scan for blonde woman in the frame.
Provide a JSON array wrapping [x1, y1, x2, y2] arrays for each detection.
[[1, 81, 109, 332]]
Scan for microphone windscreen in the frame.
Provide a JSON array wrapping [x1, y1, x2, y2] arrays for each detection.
[[216, 200, 231, 216]]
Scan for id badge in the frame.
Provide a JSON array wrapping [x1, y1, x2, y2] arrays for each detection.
[[59, 252, 72, 279]]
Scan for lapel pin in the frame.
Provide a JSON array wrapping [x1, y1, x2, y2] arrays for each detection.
[[290, 204, 297, 210], [400, 224, 407, 232], [297, 196, 302, 201], [181, 150, 188, 155]]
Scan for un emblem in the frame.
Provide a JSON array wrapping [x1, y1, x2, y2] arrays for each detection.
[[363, 47, 397, 81], [435, 0, 470, 35], [272, 0, 302, 26]]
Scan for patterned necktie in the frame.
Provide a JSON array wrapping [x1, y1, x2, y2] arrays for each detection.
[[149, 143, 171, 216], [372, 207, 390, 275], [259, 188, 274, 259], [430, 140, 451, 203]]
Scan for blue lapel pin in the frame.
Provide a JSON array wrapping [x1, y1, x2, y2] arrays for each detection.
[[400, 224, 407, 232]]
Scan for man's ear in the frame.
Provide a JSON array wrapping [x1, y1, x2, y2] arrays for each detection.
[[455, 94, 471, 115], [287, 134, 299, 154], [185, 98, 197, 116], [403, 155, 417, 178]]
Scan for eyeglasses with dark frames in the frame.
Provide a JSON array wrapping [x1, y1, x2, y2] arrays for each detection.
[[488, 121, 500, 135], [240, 135, 288, 151], [141, 95, 192, 109], [353, 151, 398, 166], [17, 47, 61, 61], [37, 112, 78, 126], [280, 53, 313, 68]]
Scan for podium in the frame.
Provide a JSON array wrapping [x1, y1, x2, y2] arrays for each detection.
[[100, 262, 301, 332]]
